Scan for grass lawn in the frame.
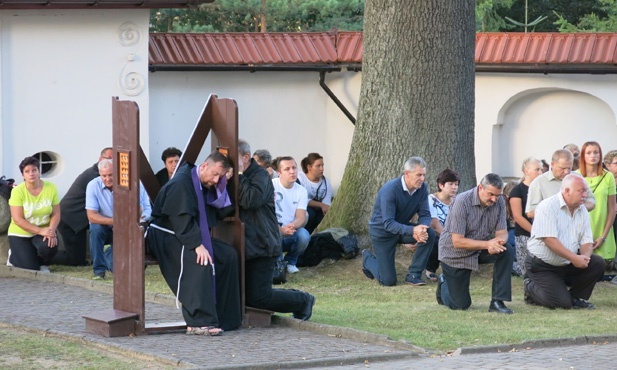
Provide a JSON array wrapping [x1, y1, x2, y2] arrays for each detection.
[[52, 249, 617, 352]]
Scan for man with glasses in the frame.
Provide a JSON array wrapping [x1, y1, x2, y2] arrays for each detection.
[[437, 173, 514, 314], [526, 149, 595, 219]]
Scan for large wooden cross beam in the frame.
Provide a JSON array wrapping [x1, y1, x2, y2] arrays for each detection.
[[83, 95, 269, 337]]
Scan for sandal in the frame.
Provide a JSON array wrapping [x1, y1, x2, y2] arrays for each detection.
[[425, 271, 438, 282], [186, 326, 224, 336]]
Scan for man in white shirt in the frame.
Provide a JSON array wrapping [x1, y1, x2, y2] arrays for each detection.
[[524, 174, 605, 309], [272, 156, 310, 273]]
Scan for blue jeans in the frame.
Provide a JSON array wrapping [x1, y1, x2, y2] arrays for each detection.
[[363, 225, 436, 286], [281, 228, 310, 266], [89, 223, 113, 276]]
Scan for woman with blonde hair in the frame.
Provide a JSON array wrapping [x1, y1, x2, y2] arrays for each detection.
[[577, 141, 616, 264], [509, 157, 543, 276]]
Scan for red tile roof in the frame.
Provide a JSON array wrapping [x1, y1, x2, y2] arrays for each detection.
[[149, 32, 617, 73]]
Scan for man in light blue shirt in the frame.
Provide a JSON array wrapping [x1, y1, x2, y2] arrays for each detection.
[[85, 159, 151, 279]]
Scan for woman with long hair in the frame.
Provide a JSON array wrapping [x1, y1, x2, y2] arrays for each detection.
[[297, 153, 333, 234], [509, 157, 543, 276], [577, 141, 616, 264]]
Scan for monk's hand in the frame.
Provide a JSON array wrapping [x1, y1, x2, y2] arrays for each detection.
[[195, 245, 213, 266]]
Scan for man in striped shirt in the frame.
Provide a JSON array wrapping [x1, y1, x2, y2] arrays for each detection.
[[524, 174, 605, 309], [437, 173, 514, 314]]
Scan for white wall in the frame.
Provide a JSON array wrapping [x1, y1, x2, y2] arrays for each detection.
[[476, 73, 617, 178], [149, 70, 359, 193], [0, 9, 150, 197]]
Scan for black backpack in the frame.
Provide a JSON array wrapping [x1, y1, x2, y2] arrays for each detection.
[[0, 176, 15, 201], [297, 228, 359, 267]]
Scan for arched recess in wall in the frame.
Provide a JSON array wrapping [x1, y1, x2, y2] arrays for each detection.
[[492, 88, 616, 178]]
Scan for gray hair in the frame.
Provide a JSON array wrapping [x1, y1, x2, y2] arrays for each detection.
[[253, 149, 273, 166], [403, 156, 426, 172], [551, 149, 574, 163], [480, 173, 504, 189], [238, 139, 251, 156], [521, 156, 541, 172], [561, 173, 585, 192], [98, 158, 113, 171]]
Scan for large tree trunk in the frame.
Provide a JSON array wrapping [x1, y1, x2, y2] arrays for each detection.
[[321, 0, 476, 235]]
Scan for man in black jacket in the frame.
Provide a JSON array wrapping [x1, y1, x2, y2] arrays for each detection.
[[237, 140, 315, 320], [52, 147, 112, 266]]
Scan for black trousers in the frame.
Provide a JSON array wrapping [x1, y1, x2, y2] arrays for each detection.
[[425, 234, 441, 273], [51, 220, 88, 266], [525, 254, 605, 309], [9, 235, 57, 270], [440, 246, 513, 310], [245, 256, 309, 314]]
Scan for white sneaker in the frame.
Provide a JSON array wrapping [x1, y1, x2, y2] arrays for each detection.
[[39, 265, 50, 274], [287, 264, 300, 274], [6, 249, 12, 266]]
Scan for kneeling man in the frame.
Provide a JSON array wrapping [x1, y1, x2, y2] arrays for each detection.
[[524, 174, 605, 309], [362, 156, 436, 286], [437, 173, 514, 314]]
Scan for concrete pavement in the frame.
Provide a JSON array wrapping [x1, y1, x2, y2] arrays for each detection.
[[1, 265, 615, 369]]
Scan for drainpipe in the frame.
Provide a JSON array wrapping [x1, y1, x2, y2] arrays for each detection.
[[319, 71, 356, 125]]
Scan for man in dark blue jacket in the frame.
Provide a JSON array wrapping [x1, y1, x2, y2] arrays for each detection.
[[237, 140, 315, 320], [362, 156, 436, 286]]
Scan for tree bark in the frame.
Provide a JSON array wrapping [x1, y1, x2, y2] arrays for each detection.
[[321, 0, 476, 235]]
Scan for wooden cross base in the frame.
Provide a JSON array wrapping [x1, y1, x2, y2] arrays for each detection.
[[245, 307, 274, 327], [82, 309, 139, 337]]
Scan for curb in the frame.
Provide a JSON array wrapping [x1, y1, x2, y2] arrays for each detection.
[[5, 265, 615, 361]]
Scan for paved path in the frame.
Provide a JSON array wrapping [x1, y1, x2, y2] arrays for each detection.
[[1, 267, 615, 369]]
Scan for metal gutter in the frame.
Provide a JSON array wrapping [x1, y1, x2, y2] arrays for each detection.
[[319, 71, 356, 125], [476, 64, 617, 74], [149, 64, 345, 72]]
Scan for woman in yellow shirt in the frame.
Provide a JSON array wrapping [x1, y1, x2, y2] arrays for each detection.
[[577, 141, 616, 262], [8, 157, 60, 271]]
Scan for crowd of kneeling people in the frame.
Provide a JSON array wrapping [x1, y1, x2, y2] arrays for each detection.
[[362, 142, 615, 314], [5, 140, 613, 334]]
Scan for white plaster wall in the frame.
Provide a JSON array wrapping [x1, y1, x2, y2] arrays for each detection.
[[149, 70, 359, 193], [476, 73, 617, 179], [0, 9, 150, 197]]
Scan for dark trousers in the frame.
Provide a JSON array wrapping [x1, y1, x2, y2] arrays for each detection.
[[305, 206, 324, 234], [9, 235, 57, 270], [525, 254, 605, 309], [245, 256, 309, 314], [364, 225, 436, 286], [440, 246, 513, 310], [425, 234, 441, 273], [51, 220, 88, 266]]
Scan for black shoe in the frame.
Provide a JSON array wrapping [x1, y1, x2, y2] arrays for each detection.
[[436, 274, 445, 305], [361, 249, 374, 280], [523, 278, 537, 306], [293, 293, 315, 321], [571, 298, 596, 310], [489, 300, 513, 314]]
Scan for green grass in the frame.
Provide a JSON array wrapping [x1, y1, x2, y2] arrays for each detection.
[[50, 251, 617, 352], [0, 324, 173, 369]]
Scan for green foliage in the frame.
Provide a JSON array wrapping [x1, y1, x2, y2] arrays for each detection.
[[475, 0, 515, 31], [150, 0, 364, 33], [554, 0, 617, 32]]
